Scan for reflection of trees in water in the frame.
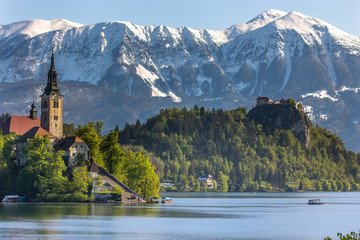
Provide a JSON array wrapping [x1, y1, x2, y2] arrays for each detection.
[[0, 203, 165, 218]]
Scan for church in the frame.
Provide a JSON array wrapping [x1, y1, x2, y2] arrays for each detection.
[[1, 52, 145, 203], [1, 52, 89, 166]]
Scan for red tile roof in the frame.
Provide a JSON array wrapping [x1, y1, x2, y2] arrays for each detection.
[[19, 127, 55, 143], [53, 136, 85, 151], [1, 115, 40, 135]]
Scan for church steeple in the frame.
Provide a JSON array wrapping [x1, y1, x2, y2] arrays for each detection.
[[41, 51, 64, 139], [29, 101, 37, 120], [44, 51, 61, 95]]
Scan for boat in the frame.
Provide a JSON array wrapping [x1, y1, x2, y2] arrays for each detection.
[[307, 199, 325, 205], [146, 197, 160, 204], [2, 195, 20, 203], [161, 197, 172, 204]]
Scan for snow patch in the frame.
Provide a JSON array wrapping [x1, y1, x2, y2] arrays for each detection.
[[302, 90, 338, 102], [319, 113, 328, 120], [169, 91, 182, 102], [337, 86, 360, 93], [100, 31, 107, 53], [135, 64, 158, 84], [235, 82, 251, 92]]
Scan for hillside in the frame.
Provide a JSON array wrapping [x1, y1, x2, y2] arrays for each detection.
[[118, 105, 360, 192], [0, 10, 359, 150]]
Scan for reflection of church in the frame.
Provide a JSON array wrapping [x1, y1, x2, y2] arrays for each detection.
[[1, 52, 89, 166]]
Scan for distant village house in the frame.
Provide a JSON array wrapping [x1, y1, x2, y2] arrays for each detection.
[[198, 174, 215, 189]]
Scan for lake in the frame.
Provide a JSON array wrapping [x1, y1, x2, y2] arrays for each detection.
[[1, 192, 359, 240]]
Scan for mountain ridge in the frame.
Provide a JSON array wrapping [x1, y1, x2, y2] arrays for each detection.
[[0, 10, 359, 151]]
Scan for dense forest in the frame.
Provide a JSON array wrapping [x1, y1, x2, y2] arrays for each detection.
[[1, 103, 360, 200], [118, 105, 360, 192]]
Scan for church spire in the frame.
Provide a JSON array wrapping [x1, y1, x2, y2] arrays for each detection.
[[44, 51, 61, 95], [50, 50, 56, 71]]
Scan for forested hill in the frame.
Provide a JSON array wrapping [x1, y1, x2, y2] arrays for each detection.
[[118, 105, 360, 192]]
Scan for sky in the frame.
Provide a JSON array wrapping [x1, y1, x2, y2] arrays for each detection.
[[0, 0, 359, 36]]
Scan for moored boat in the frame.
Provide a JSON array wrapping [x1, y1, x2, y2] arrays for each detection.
[[308, 199, 325, 205], [2, 195, 20, 203], [161, 197, 172, 204], [146, 197, 160, 204]]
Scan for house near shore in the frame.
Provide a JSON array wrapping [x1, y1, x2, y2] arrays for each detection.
[[198, 174, 215, 189], [53, 136, 90, 167], [89, 159, 144, 203]]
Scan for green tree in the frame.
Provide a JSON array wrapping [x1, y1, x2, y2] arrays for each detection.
[[75, 122, 104, 165], [218, 171, 229, 192], [124, 151, 160, 199], [343, 181, 351, 191], [314, 180, 322, 191], [63, 123, 75, 137], [336, 180, 343, 191], [299, 178, 312, 191], [193, 180, 201, 192], [100, 131, 126, 180], [17, 136, 68, 201], [322, 180, 332, 191]]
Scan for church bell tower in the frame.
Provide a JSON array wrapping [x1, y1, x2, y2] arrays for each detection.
[[41, 51, 63, 139]]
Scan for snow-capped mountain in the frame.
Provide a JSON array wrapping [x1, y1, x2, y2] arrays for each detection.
[[0, 10, 359, 151]]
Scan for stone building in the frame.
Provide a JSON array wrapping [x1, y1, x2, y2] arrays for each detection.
[[53, 136, 90, 167], [89, 159, 144, 203]]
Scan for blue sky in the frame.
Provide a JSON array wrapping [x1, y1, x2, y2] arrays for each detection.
[[0, 0, 359, 36]]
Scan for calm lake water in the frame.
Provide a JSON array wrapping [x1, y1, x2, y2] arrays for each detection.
[[1, 192, 360, 240]]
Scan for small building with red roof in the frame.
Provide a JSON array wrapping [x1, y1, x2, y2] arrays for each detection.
[[53, 136, 90, 167]]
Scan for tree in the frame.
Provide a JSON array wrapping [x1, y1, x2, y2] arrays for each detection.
[[218, 171, 229, 192], [75, 122, 104, 165], [100, 131, 126, 180], [325, 231, 360, 240], [17, 136, 68, 201], [286, 98, 296, 106], [123, 151, 160, 198], [299, 178, 311, 191], [0, 113, 10, 126], [63, 123, 75, 137], [66, 166, 93, 201], [322, 180, 332, 191], [193, 180, 201, 192]]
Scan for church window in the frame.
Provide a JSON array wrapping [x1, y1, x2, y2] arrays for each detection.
[[81, 145, 83, 148], [53, 100, 59, 108], [75, 145, 78, 148], [54, 115, 58, 121], [72, 153, 75, 156]]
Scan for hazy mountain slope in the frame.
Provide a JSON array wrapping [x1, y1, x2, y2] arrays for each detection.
[[0, 10, 359, 151]]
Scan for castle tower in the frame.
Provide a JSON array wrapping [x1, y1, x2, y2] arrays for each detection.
[[41, 51, 63, 139]]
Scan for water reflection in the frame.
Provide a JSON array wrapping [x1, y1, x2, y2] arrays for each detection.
[[0, 192, 359, 240]]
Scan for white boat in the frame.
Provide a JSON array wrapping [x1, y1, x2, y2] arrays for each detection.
[[2, 195, 20, 202]]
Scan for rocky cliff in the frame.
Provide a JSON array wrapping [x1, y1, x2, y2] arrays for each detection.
[[247, 103, 311, 147]]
